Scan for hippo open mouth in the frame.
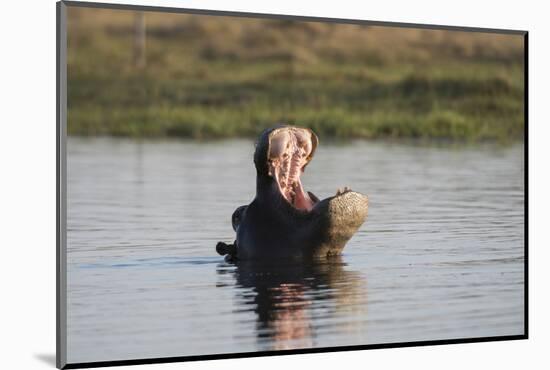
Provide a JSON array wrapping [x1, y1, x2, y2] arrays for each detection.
[[217, 125, 368, 261], [266, 127, 319, 211]]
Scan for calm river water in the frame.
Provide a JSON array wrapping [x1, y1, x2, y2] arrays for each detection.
[[66, 138, 525, 364]]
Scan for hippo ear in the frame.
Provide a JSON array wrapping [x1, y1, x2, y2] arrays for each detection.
[[306, 128, 319, 163]]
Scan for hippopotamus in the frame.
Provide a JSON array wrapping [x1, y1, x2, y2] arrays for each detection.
[[216, 125, 368, 261]]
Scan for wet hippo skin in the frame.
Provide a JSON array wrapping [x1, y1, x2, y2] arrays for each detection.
[[217, 125, 368, 261]]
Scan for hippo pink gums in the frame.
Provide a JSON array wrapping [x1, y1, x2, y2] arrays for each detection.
[[216, 125, 368, 261]]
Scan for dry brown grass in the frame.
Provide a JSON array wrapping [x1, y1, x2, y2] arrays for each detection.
[[66, 7, 525, 141]]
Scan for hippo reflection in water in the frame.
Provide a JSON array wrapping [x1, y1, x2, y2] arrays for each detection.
[[215, 256, 367, 350], [217, 125, 368, 261]]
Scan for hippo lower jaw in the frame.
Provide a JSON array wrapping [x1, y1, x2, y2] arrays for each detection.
[[309, 189, 369, 257], [226, 125, 368, 261]]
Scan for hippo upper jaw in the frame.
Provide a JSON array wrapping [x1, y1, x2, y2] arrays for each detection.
[[254, 126, 365, 216], [254, 126, 318, 212]]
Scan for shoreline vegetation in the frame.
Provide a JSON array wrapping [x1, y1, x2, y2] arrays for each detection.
[[67, 8, 525, 142]]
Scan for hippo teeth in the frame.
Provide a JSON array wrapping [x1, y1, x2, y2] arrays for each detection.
[[307, 191, 320, 204], [336, 187, 352, 195], [267, 127, 316, 211]]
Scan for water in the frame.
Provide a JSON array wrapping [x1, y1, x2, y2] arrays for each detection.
[[66, 138, 525, 364]]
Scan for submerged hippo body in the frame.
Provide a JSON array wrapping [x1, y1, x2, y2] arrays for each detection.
[[223, 125, 368, 260]]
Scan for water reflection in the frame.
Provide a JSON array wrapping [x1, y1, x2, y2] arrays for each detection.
[[218, 256, 367, 350]]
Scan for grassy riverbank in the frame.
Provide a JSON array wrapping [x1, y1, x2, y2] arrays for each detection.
[[67, 8, 525, 141]]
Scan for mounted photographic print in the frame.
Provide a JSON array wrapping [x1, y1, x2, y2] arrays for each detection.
[[56, 1, 527, 368]]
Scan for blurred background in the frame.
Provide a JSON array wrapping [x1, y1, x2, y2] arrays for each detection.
[[67, 7, 524, 141]]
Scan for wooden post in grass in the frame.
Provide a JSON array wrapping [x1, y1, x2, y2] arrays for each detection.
[[133, 11, 146, 69]]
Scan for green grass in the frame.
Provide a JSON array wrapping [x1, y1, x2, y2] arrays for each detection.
[[66, 8, 525, 142]]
